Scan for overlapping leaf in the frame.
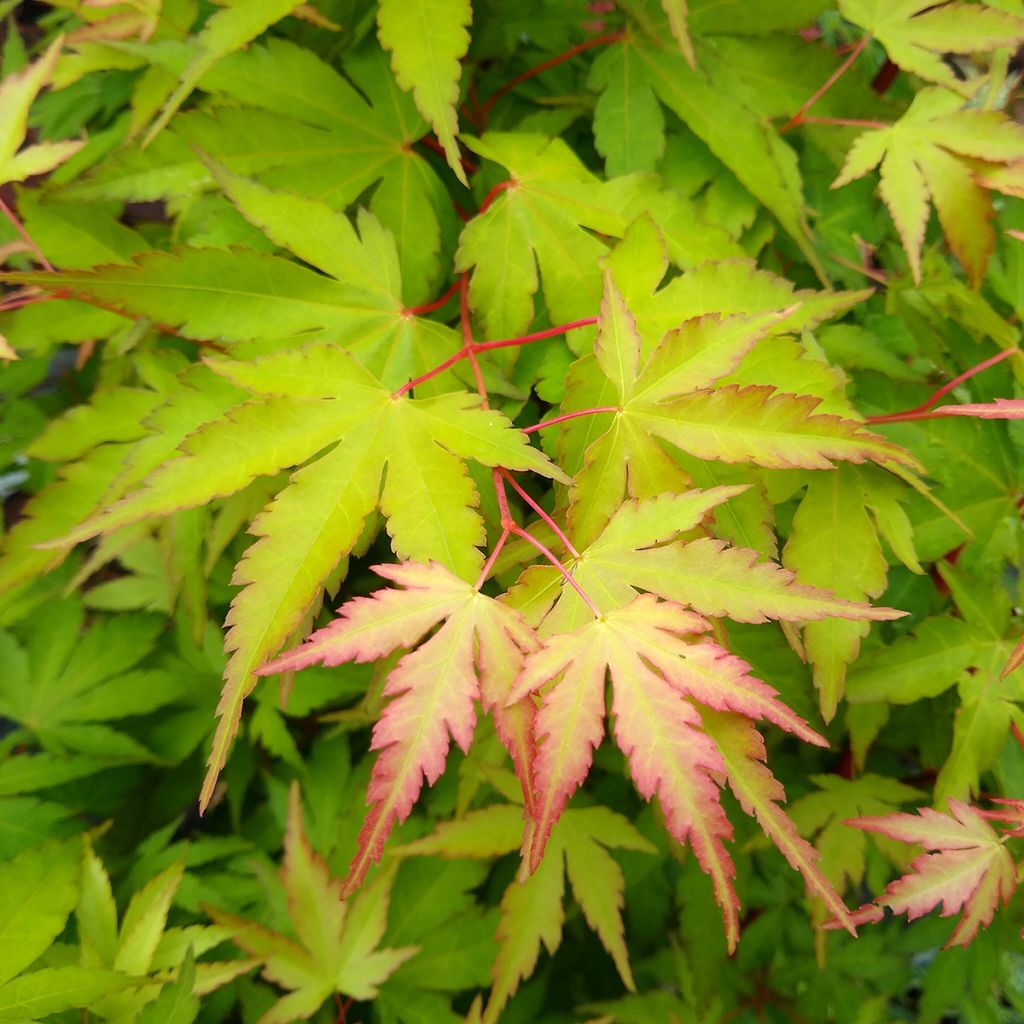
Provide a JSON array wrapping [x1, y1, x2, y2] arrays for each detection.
[[399, 803, 655, 1023], [559, 272, 914, 548], [847, 800, 1017, 947], [260, 564, 540, 893], [839, 0, 1024, 93], [507, 595, 854, 948], [207, 784, 417, 1023], [833, 87, 1024, 284]]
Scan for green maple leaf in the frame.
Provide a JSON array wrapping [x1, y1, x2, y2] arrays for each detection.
[[65, 41, 451, 299], [787, 774, 924, 896], [838, 0, 1024, 94], [607, 24, 823, 276], [0, 36, 83, 187], [139, 0, 305, 147], [8, 183, 458, 387], [558, 268, 914, 548], [47, 345, 562, 809], [833, 87, 1024, 284], [398, 803, 655, 1024], [377, 0, 471, 185], [0, 599, 182, 763], [455, 133, 661, 339], [207, 784, 418, 1024]]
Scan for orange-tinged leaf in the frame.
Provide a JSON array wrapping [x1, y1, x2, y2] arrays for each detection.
[[845, 800, 1017, 947], [509, 595, 831, 948], [702, 711, 856, 935], [259, 563, 538, 895]]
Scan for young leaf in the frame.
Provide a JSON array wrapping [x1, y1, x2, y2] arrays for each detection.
[[260, 564, 539, 894], [48, 348, 561, 811], [507, 594, 833, 949], [833, 88, 1024, 283], [838, 0, 1024, 93], [206, 783, 417, 1023], [377, 0, 471, 185], [399, 803, 655, 1022], [846, 801, 1017, 947]]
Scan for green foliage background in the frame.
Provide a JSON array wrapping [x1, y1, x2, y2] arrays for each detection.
[[3, 1, 1024, 1022]]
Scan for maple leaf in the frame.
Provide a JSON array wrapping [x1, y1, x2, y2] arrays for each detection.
[[258, 563, 540, 895], [782, 465, 891, 721], [833, 87, 1024, 284], [8, 185, 458, 385], [838, 0, 1024, 94], [787, 773, 925, 896], [47, 345, 561, 812], [506, 594, 855, 949], [845, 800, 1017, 947], [377, 0, 471, 185], [0, 37, 84, 187], [455, 133, 660, 339], [521, 488, 907, 640], [560, 271, 915, 547], [206, 783, 418, 1023], [62, 42, 452, 298], [398, 802, 655, 1023], [139, 0, 304, 147]]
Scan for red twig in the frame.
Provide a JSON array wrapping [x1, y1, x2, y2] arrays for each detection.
[[500, 468, 579, 558], [405, 279, 461, 317], [475, 316, 599, 353], [866, 348, 1018, 424], [459, 275, 489, 401], [479, 31, 626, 125], [512, 522, 601, 616], [393, 312, 599, 397], [475, 525, 511, 589], [415, 134, 478, 175], [0, 196, 53, 271], [782, 34, 870, 132], [478, 179, 514, 215], [523, 405, 618, 434]]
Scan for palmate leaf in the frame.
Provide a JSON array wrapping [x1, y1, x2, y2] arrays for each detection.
[[398, 803, 655, 1023], [560, 271, 915, 548], [7, 190, 458, 387], [50, 346, 561, 811], [833, 87, 1024, 284], [65, 41, 450, 299], [838, 0, 1024, 94], [506, 595, 856, 949], [846, 801, 1017, 947], [207, 784, 417, 1024], [259, 564, 539, 894]]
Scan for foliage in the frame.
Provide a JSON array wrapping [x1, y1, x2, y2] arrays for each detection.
[[3, 1, 1024, 1022]]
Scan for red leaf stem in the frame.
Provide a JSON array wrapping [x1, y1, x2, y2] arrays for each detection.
[[475, 525, 511, 589], [522, 405, 619, 434], [782, 34, 870, 133], [499, 468, 580, 559], [866, 348, 1018, 424], [478, 179, 514, 215], [474, 316, 599, 353], [478, 30, 626, 126], [0, 195, 53, 272], [0, 291, 54, 313], [415, 133, 478, 175], [405, 279, 461, 316], [393, 313, 599, 397], [511, 522, 601, 617]]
